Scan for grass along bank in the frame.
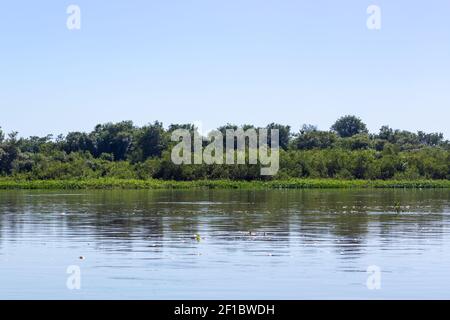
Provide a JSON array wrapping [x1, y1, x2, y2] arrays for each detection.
[[0, 178, 449, 190]]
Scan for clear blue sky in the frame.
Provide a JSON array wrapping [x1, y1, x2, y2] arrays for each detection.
[[1, 1, 449, 138]]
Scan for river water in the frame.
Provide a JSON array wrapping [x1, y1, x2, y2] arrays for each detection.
[[1, 189, 449, 299]]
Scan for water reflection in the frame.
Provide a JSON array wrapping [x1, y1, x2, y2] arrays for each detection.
[[0, 189, 449, 299]]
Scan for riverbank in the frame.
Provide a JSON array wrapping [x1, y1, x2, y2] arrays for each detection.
[[0, 178, 449, 190]]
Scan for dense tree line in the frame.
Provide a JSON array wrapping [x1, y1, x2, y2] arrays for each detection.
[[1, 116, 449, 180]]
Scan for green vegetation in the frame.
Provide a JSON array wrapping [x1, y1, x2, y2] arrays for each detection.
[[1, 115, 449, 188], [0, 178, 449, 190]]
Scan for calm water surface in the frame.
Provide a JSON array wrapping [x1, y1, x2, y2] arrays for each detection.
[[1, 189, 449, 299]]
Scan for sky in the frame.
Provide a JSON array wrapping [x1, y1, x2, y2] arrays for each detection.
[[0, 0, 449, 138]]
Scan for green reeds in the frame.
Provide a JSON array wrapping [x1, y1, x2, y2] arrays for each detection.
[[0, 178, 449, 190]]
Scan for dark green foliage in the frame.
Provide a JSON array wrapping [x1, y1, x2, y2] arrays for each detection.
[[266, 123, 291, 150], [135, 121, 168, 161], [64, 132, 95, 154], [294, 130, 337, 150], [91, 121, 135, 160], [331, 115, 368, 138], [0, 116, 449, 182], [0, 132, 20, 174]]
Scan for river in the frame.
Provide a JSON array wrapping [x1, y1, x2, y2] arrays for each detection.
[[1, 189, 449, 299]]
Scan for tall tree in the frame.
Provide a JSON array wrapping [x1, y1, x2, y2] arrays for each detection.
[[0, 132, 20, 174], [91, 121, 135, 160], [136, 121, 168, 160], [331, 115, 368, 138], [266, 123, 291, 150], [64, 132, 96, 154]]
